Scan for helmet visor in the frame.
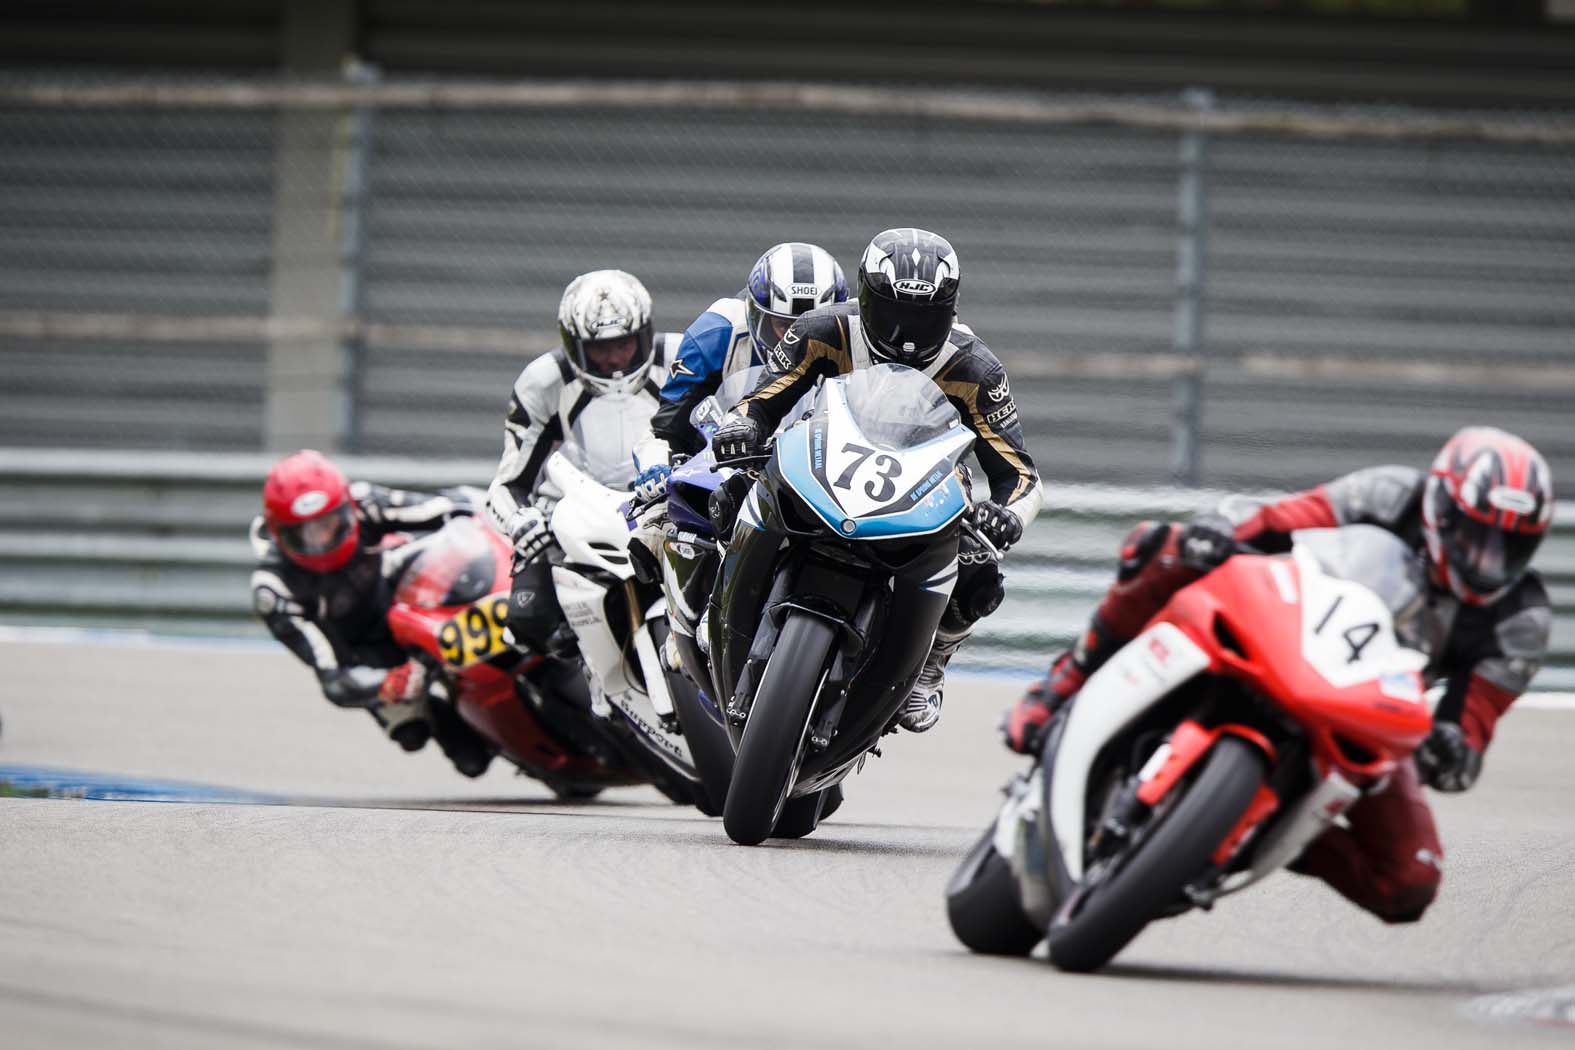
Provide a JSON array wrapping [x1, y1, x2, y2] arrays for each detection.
[[1433, 488, 1541, 595], [277, 504, 355, 558], [573, 330, 652, 379], [863, 298, 954, 363], [747, 301, 796, 354]]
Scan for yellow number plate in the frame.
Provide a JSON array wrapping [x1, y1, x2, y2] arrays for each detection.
[[436, 592, 512, 668]]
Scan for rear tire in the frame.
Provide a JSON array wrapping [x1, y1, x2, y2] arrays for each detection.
[[1047, 735, 1265, 973], [770, 784, 844, 840], [723, 613, 836, 846], [947, 826, 1043, 956], [659, 622, 734, 818]]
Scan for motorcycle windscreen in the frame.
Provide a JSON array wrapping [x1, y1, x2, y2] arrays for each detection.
[[775, 363, 972, 539], [392, 518, 503, 609]]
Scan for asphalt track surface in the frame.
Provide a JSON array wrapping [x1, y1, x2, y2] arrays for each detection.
[[2, 638, 1573, 1049]]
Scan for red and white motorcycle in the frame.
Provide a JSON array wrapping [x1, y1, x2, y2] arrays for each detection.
[[947, 525, 1434, 972]]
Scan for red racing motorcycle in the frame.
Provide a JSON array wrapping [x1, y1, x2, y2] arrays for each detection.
[[385, 515, 695, 803], [947, 525, 1434, 971]]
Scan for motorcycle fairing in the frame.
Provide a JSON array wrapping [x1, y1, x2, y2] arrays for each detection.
[[774, 378, 971, 541], [1047, 621, 1213, 882], [546, 450, 701, 781], [1039, 541, 1431, 889]]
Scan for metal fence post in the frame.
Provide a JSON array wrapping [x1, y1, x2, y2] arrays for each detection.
[[339, 60, 378, 453], [1170, 87, 1215, 488]]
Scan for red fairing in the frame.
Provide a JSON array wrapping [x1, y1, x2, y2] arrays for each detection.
[[1155, 553, 1433, 784], [1232, 487, 1338, 546], [385, 518, 642, 788], [1459, 673, 1519, 751]]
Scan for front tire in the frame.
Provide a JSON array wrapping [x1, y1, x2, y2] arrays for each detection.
[[723, 612, 836, 845], [947, 826, 1043, 956], [1047, 735, 1265, 973], [770, 784, 844, 840]]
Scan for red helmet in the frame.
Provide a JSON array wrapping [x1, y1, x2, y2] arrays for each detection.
[[262, 450, 359, 573], [1421, 427, 1554, 606]]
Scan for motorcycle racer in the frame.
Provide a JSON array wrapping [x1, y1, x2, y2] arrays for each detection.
[[250, 449, 494, 775], [629, 242, 847, 507], [713, 228, 1045, 734], [1003, 426, 1555, 924], [486, 269, 680, 654]]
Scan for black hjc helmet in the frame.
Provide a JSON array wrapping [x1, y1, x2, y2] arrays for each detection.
[[857, 228, 961, 368]]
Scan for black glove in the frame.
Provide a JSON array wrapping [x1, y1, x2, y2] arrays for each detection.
[[971, 500, 1023, 553], [1178, 512, 1238, 572], [714, 415, 766, 466], [1414, 721, 1483, 792]]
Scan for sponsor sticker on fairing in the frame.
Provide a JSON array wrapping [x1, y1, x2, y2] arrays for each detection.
[[1378, 669, 1424, 702]]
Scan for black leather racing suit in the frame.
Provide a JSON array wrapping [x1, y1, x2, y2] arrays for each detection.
[[733, 302, 1044, 632]]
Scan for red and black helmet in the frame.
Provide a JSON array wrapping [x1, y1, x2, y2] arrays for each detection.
[[1421, 426, 1554, 606], [262, 450, 359, 573]]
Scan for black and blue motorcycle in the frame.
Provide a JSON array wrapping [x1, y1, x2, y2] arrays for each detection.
[[681, 364, 983, 845]]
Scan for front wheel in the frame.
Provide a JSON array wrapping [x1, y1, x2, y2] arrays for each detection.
[[723, 612, 837, 846], [946, 826, 1043, 956], [1047, 734, 1266, 973]]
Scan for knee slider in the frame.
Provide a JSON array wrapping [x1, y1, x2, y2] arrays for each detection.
[[1377, 864, 1441, 925]]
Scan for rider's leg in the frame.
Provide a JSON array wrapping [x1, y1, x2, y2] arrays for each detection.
[[1004, 521, 1203, 752], [426, 693, 494, 777], [1288, 760, 1442, 924], [505, 552, 570, 655], [898, 554, 1005, 733]]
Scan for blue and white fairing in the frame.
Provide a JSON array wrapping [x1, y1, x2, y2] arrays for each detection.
[[774, 364, 973, 540]]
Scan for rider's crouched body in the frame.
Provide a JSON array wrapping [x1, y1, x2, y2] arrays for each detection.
[[486, 270, 680, 656], [714, 228, 1044, 733], [1006, 427, 1554, 925], [250, 450, 494, 776]]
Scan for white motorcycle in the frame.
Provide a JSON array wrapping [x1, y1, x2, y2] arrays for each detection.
[[540, 448, 734, 816]]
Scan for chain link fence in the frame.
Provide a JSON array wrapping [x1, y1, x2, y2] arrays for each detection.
[[1, 76, 1573, 679], [2, 77, 1572, 480]]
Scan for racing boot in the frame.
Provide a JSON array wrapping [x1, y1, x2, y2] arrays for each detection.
[[368, 667, 432, 753], [1002, 649, 1085, 754], [428, 696, 494, 778], [898, 626, 970, 733]]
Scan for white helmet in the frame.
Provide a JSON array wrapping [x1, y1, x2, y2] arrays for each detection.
[[557, 269, 656, 397]]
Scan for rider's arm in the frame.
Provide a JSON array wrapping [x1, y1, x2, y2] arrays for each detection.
[[352, 481, 472, 540], [735, 313, 851, 434], [249, 546, 370, 708], [650, 303, 742, 455], [1437, 581, 1552, 752], [1234, 465, 1421, 553], [486, 354, 566, 535], [936, 358, 1043, 534]]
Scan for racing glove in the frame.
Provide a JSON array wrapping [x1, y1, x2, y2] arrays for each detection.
[[713, 414, 766, 467], [378, 659, 429, 705], [633, 463, 672, 504], [971, 500, 1023, 553], [1178, 512, 1239, 572], [504, 506, 554, 566], [1414, 721, 1483, 792]]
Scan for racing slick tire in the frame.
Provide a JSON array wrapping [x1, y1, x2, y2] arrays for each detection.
[[1047, 734, 1265, 973]]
